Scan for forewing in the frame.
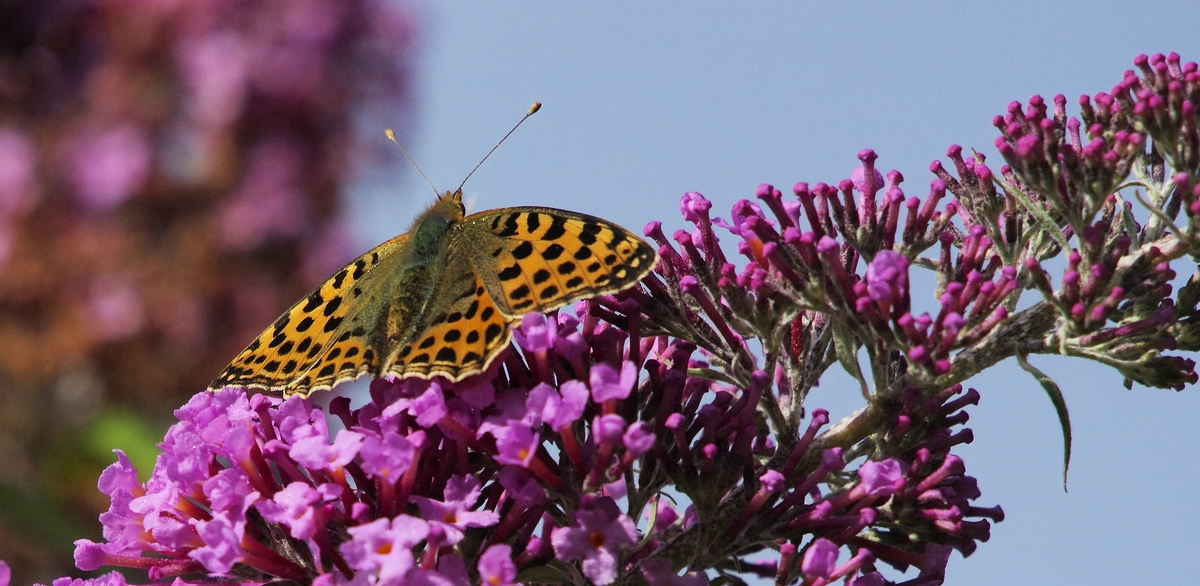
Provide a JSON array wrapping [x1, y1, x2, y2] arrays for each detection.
[[458, 207, 658, 317], [209, 233, 409, 396], [384, 253, 515, 381]]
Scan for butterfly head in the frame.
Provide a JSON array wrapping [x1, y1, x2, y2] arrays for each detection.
[[428, 189, 466, 220]]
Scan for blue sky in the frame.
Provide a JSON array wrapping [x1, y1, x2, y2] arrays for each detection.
[[349, 2, 1200, 583]]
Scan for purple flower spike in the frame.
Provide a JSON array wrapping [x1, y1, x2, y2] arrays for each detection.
[[68, 55, 1200, 585], [680, 191, 713, 223], [358, 428, 421, 483], [340, 516, 430, 584], [493, 421, 540, 467], [289, 428, 364, 472], [478, 544, 518, 586], [623, 422, 657, 457], [865, 250, 910, 306], [411, 474, 500, 545], [551, 497, 639, 586], [514, 312, 557, 353], [593, 413, 628, 445], [801, 538, 840, 579], [256, 482, 323, 541], [848, 572, 887, 586], [858, 458, 905, 497], [590, 360, 638, 402]]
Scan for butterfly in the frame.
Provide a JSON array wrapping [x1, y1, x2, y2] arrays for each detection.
[[209, 190, 658, 397]]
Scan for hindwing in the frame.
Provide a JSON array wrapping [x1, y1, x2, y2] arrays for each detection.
[[208, 234, 408, 396]]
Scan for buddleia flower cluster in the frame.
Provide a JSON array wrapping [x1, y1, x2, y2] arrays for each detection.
[[14, 52, 1200, 586]]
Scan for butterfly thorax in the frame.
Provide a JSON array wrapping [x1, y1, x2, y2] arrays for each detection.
[[405, 191, 466, 264], [382, 191, 469, 347]]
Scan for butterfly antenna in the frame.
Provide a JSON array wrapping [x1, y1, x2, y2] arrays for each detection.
[[457, 102, 541, 192], [385, 128, 440, 198]]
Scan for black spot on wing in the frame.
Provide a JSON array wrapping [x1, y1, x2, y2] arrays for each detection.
[[544, 216, 567, 240], [331, 269, 348, 289], [497, 213, 520, 237], [323, 296, 342, 317], [484, 323, 503, 344], [303, 292, 323, 312], [512, 241, 534, 260], [499, 265, 522, 281], [578, 222, 602, 245]]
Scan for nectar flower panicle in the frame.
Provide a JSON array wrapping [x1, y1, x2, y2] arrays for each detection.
[[35, 52, 1200, 586]]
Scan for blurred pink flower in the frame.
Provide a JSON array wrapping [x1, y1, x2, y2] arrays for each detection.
[[177, 32, 250, 128], [0, 129, 37, 216], [68, 125, 152, 211], [219, 140, 307, 250], [88, 276, 145, 341]]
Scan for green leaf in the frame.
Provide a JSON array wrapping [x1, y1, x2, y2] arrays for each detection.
[[0, 483, 93, 554], [86, 408, 165, 481], [687, 367, 738, 385], [831, 322, 870, 400], [514, 563, 566, 585], [1017, 354, 1072, 491]]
